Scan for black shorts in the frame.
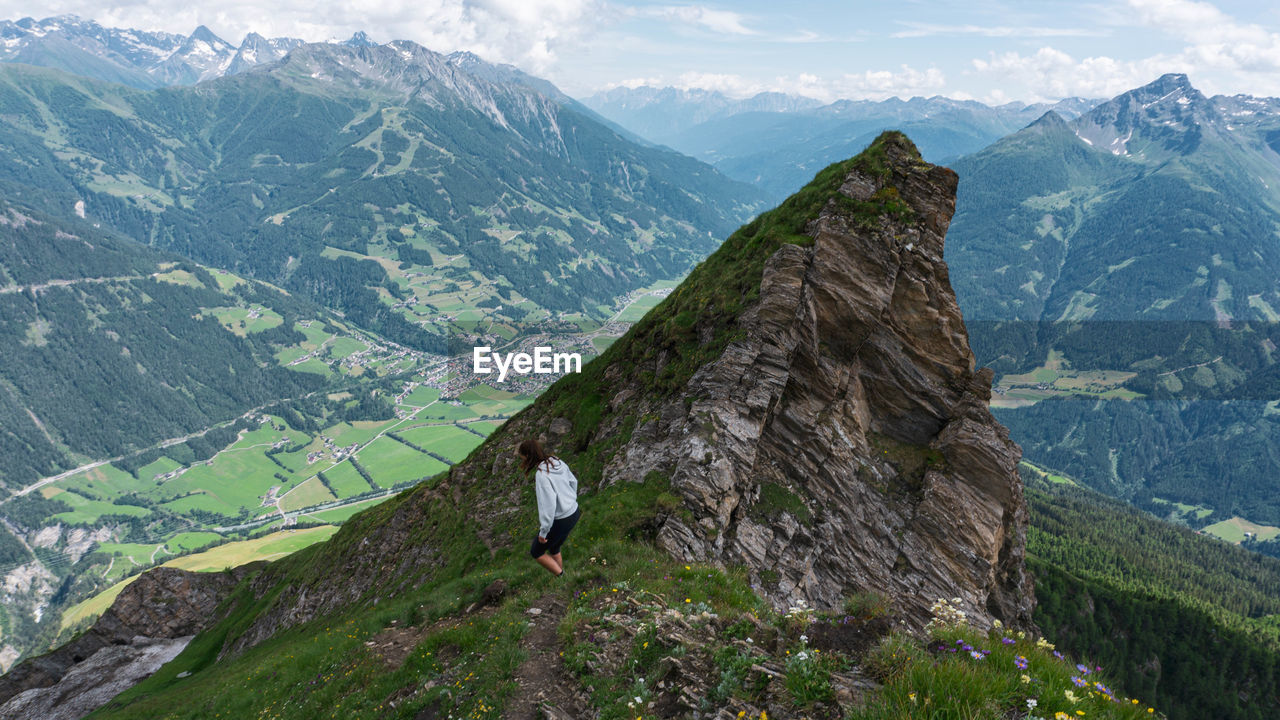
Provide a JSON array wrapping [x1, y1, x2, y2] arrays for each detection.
[[530, 508, 580, 558]]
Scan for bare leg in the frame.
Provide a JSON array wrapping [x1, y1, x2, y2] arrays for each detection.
[[535, 554, 562, 575], [551, 553, 563, 573]]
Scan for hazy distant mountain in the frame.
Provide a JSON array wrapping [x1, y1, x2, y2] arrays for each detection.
[[950, 73, 1280, 325], [582, 85, 1099, 199], [944, 73, 1280, 530], [0, 15, 347, 88], [581, 86, 825, 146]]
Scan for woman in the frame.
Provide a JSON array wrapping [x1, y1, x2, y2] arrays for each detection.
[[518, 438, 580, 576]]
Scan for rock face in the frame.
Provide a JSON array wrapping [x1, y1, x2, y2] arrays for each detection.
[[163, 133, 1031, 664], [595, 135, 1033, 628], [0, 566, 251, 719]]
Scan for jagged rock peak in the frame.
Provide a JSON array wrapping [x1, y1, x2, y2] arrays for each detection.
[[493, 130, 1032, 632]]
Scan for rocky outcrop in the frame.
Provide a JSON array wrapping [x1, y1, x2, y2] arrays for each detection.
[[594, 135, 1032, 629], [200, 133, 1031, 663], [0, 566, 252, 720]]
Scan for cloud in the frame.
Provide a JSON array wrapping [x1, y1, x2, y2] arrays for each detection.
[[968, 0, 1280, 101], [628, 4, 757, 36], [970, 47, 1166, 101], [1127, 0, 1280, 75], [6, 0, 604, 73], [892, 23, 1105, 39]]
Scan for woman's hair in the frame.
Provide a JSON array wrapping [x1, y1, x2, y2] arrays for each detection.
[[517, 438, 557, 473]]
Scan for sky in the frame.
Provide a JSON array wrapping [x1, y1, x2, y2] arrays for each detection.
[[7, 0, 1280, 103]]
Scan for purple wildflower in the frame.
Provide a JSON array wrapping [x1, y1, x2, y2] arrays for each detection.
[[1071, 676, 1087, 688]]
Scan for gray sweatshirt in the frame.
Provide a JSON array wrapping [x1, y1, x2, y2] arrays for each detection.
[[534, 458, 579, 537]]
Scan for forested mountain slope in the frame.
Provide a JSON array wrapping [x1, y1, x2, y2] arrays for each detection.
[[0, 42, 765, 349]]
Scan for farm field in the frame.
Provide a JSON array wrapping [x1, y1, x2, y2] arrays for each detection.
[[992, 349, 1141, 408], [1202, 516, 1280, 544], [60, 526, 339, 632], [397, 425, 485, 463]]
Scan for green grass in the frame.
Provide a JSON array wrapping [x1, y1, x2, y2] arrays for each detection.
[[279, 476, 336, 511], [416, 400, 479, 422], [207, 306, 284, 336], [325, 421, 397, 449], [51, 491, 150, 524], [153, 269, 205, 288], [615, 293, 664, 321], [305, 497, 388, 524], [62, 527, 339, 632], [467, 420, 502, 435], [160, 491, 237, 518], [90, 474, 770, 720], [397, 425, 485, 463], [853, 624, 1162, 720], [53, 463, 156, 500], [401, 385, 441, 407], [1202, 517, 1280, 544], [354, 436, 447, 488], [317, 461, 375, 496], [327, 336, 369, 361], [166, 532, 224, 553]]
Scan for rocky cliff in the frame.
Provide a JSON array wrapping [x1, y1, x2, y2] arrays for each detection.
[[598, 133, 1033, 628], [0, 566, 251, 720], [204, 132, 1031, 664]]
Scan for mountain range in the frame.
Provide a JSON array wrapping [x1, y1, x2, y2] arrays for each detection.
[[0, 15, 320, 88], [0, 21, 763, 670], [0, 38, 765, 351], [944, 73, 1280, 534], [583, 86, 1099, 200]]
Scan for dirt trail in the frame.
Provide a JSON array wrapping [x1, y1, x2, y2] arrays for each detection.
[[504, 592, 586, 720]]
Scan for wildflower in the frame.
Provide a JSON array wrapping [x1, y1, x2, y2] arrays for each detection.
[[1071, 676, 1087, 687], [1027, 699, 1038, 710], [1055, 714, 1069, 720], [1020, 674, 1031, 684], [993, 619, 1003, 629], [1015, 656, 1029, 669], [970, 651, 983, 660], [1002, 637, 1016, 645], [908, 692, 917, 704], [1076, 663, 1090, 675], [1094, 682, 1112, 696], [1065, 690, 1080, 703], [799, 635, 808, 644], [1053, 650, 1064, 660]]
